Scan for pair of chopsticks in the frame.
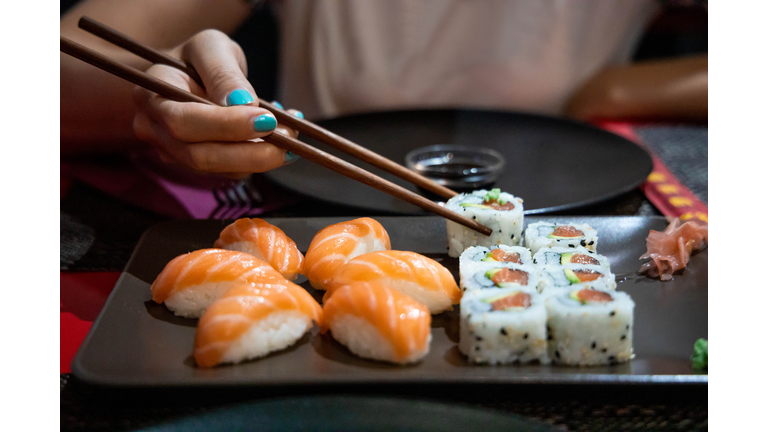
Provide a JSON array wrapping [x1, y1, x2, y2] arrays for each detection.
[[61, 17, 493, 236]]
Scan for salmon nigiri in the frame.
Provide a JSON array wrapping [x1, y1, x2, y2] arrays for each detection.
[[151, 249, 285, 318], [195, 282, 323, 368], [322, 281, 431, 364], [303, 218, 391, 290], [326, 250, 461, 314], [214, 218, 304, 281]]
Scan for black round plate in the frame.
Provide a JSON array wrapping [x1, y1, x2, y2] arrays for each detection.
[[265, 109, 653, 214], [140, 395, 553, 432]]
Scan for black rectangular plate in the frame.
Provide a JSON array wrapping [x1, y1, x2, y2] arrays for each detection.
[[72, 216, 707, 387]]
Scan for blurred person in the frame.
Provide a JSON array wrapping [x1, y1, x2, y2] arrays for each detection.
[[61, 0, 707, 179]]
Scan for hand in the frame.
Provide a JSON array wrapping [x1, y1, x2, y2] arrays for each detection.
[[132, 29, 301, 179]]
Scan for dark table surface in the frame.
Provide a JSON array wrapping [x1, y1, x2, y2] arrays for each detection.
[[60, 124, 707, 431]]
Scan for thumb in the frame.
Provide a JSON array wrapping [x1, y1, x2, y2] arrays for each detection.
[[182, 29, 259, 108]]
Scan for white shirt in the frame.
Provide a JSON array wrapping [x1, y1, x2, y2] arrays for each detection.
[[276, 0, 658, 120]]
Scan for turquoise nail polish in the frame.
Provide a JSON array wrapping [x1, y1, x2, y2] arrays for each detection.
[[294, 111, 304, 119], [285, 151, 300, 164], [271, 100, 284, 109], [253, 114, 277, 132], [226, 89, 254, 106]]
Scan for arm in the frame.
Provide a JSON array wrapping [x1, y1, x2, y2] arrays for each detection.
[[564, 55, 708, 122], [60, 0, 254, 154]]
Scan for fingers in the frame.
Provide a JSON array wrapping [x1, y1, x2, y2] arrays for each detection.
[[136, 64, 277, 142], [181, 29, 256, 108], [133, 112, 290, 174]]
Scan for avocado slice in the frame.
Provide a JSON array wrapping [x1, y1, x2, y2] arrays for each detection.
[[481, 291, 521, 304], [481, 253, 497, 263], [485, 268, 503, 279], [546, 233, 584, 240], [460, 203, 492, 210], [563, 268, 581, 284], [560, 253, 574, 265], [568, 289, 582, 303]]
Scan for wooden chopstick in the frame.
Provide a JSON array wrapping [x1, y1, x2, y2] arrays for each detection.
[[77, 16, 458, 201], [60, 36, 493, 236]]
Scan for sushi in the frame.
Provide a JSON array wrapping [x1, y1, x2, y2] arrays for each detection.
[[461, 265, 539, 292], [537, 266, 616, 293], [545, 289, 634, 366], [303, 218, 391, 290], [459, 287, 549, 365], [524, 222, 598, 255], [214, 218, 304, 280], [444, 189, 525, 258], [151, 249, 285, 318], [326, 250, 461, 314], [322, 281, 431, 364], [194, 282, 323, 368], [459, 246, 532, 290], [532, 247, 610, 269]]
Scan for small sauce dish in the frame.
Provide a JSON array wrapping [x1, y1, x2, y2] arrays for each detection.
[[405, 145, 505, 191]]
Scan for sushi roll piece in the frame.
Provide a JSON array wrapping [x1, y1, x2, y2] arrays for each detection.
[[151, 249, 285, 318], [538, 266, 616, 293], [524, 222, 598, 255], [459, 287, 549, 365], [444, 189, 524, 258], [194, 282, 323, 368], [459, 245, 532, 290], [460, 245, 533, 272], [326, 250, 461, 314], [322, 281, 431, 364], [303, 217, 391, 290], [533, 246, 610, 269], [214, 218, 304, 280], [461, 265, 539, 292], [545, 289, 635, 366]]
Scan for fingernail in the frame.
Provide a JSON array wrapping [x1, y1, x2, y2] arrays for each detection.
[[271, 100, 284, 109], [285, 151, 300, 164], [253, 114, 277, 132], [226, 89, 254, 106], [294, 110, 304, 119]]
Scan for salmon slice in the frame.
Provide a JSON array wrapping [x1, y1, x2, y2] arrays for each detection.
[[326, 250, 461, 314], [214, 218, 304, 280], [194, 282, 323, 368], [322, 281, 430, 363], [150, 249, 285, 317], [303, 218, 391, 290]]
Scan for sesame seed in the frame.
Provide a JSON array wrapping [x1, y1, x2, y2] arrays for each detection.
[[588, 241, 594, 245], [620, 335, 626, 340], [476, 336, 483, 341], [500, 328, 507, 336], [580, 240, 587, 247], [610, 311, 616, 317], [568, 244, 575, 248], [523, 333, 529, 339], [555, 350, 560, 359], [591, 342, 596, 349], [475, 346, 480, 351], [601, 348, 607, 353]]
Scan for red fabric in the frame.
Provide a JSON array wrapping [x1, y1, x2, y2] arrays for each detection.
[[594, 121, 708, 223], [60, 272, 121, 373]]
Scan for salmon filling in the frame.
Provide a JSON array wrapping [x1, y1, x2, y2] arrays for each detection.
[[489, 249, 522, 264], [483, 199, 516, 211], [551, 226, 584, 237], [573, 269, 602, 282], [576, 289, 612, 303], [490, 292, 531, 311], [490, 268, 529, 286], [570, 254, 600, 266]]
